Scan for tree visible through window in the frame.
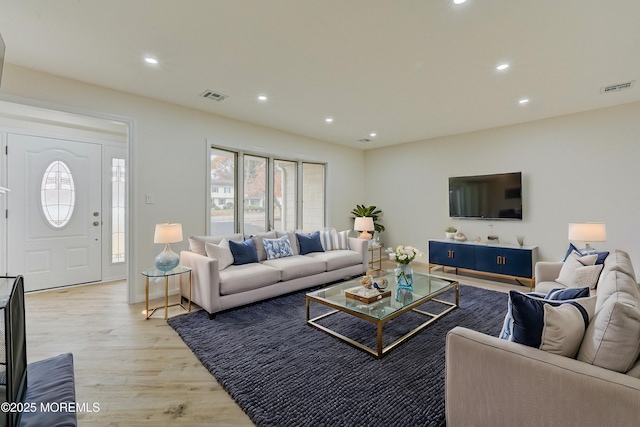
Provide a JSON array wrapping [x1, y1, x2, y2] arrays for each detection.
[[209, 147, 325, 234], [244, 155, 267, 234], [210, 149, 236, 234]]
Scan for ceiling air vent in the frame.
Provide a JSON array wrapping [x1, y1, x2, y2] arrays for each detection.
[[600, 80, 635, 94], [200, 90, 228, 102]]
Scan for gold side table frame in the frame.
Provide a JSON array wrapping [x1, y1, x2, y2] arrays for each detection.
[[142, 266, 192, 320], [306, 276, 459, 358], [367, 246, 384, 276]]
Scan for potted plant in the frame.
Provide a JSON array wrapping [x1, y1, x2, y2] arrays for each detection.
[[445, 226, 457, 239], [351, 205, 385, 242]]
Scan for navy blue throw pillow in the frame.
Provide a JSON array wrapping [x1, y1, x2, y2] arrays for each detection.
[[296, 231, 325, 255], [562, 243, 584, 261], [594, 251, 609, 265], [545, 287, 590, 300], [229, 239, 258, 265], [509, 291, 591, 351], [562, 243, 609, 265]]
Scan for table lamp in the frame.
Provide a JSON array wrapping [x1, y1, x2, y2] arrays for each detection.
[[154, 222, 183, 271], [568, 222, 606, 252], [354, 217, 375, 240]]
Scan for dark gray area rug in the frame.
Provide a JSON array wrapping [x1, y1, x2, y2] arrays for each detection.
[[168, 284, 508, 427]]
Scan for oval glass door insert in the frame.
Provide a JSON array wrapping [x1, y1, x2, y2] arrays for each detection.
[[41, 160, 76, 228]]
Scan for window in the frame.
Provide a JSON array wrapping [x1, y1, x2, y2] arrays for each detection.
[[209, 146, 326, 234], [41, 160, 75, 228], [111, 158, 126, 263], [243, 155, 267, 234], [302, 162, 325, 230], [210, 148, 236, 234], [274, 160, 296, 231]]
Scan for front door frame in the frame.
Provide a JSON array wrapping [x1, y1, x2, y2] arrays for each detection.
[[0, 94, 135, 303]]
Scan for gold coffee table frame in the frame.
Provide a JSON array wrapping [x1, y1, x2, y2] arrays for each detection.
[[306, 272, 459, 358]]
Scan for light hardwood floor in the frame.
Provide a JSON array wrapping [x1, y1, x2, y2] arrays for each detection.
[[25, 280, 254, 426], [23, 261, 523, 426]]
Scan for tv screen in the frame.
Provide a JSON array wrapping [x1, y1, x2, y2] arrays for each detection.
[[449, 172, 522, 220]]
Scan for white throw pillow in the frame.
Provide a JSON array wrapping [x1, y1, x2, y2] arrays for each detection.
[[556, 251, 603, 289], [595, 270, 640, 311], [205, 239, 234, 270], [577, 292, 640, 373]]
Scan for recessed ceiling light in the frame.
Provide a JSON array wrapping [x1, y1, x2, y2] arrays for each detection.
[[519, 98, 530, 104], [325, 117, 333, 123], [453, 0, 467, 4], [370, 133, 377, 137], [144, 57, 158, 65], [496, 63, 510, 71], [258, 95, 268, 101]]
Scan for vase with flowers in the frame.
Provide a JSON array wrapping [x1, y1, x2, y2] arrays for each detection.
[[388, 245, 423, 301]]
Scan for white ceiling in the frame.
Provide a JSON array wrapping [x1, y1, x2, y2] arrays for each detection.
[[1, 0, 639, 150]]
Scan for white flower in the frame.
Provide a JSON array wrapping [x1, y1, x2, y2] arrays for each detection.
[[388, 244, 422, 265]]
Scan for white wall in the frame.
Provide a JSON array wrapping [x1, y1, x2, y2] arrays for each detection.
[[365, 101, 640, 271], [4, 62, 637, 298], [1, 64, 366, 303]]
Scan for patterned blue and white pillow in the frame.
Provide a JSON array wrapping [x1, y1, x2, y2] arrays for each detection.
[[263, 235, 294, 260], [500, 291, 596, 358], [318, 230, 335, 251], [333, 230, 350, 250]]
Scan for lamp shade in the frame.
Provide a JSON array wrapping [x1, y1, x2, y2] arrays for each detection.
[[154, 223, 183, 244], [568, 222, 606, 242], [354, 217, 374, 232]]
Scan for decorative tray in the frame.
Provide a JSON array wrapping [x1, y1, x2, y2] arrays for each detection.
[[345, 286, 391, 304]]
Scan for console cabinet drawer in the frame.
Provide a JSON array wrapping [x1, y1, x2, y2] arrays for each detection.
[[428, 241, 475, 269], [475, 246, 533, 278]]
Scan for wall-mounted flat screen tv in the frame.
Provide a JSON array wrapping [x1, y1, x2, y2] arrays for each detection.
[[449, 172, 522, 220]]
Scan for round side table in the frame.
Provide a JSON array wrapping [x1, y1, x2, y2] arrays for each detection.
[[142, 266, 192, 319]]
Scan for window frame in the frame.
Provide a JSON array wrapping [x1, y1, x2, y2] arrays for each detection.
[[207, 144, 326, 235]]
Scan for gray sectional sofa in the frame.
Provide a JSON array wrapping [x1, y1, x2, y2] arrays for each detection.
[[179, 231, 368, 318], [446, 249, 640, 426]]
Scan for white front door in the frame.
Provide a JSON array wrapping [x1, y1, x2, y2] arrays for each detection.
[[7, 134, 102, 291]]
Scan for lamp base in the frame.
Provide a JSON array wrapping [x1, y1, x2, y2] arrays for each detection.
[[359, 231, 372, 240], [155, 243, 179, 271]]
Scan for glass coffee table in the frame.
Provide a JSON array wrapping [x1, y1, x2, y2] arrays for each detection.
[[306, 271, 459, 358]]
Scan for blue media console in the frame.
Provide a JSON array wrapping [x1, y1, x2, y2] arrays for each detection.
[[428, 239, 538, 289]]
